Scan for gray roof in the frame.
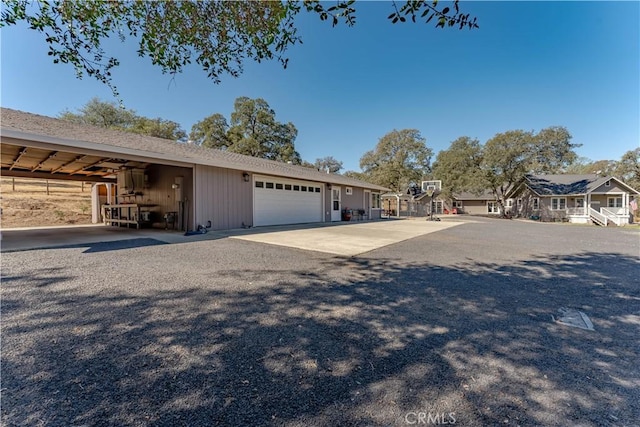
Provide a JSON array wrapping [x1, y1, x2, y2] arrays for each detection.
[[453, 190, 496, 201], [0, 108, 388, 191], [523, 174, 634, 195]]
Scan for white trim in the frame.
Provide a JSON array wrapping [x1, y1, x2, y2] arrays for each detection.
[[331, 186, 342, 221], [487, 201, 499, 214], [551, 197, 567, 210], [607, 196, 623, 208], [364, 189, 371, 218]]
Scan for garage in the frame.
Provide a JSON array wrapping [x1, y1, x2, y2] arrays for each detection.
[[253, 175, 323, 226], [2, 108, 388, 234]]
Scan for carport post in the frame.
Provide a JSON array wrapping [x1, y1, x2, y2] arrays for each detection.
[[91, 183, 100, 223], [106, 183, 113, 204]]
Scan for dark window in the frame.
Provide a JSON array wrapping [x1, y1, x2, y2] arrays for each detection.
[[255, 181, 264, 188], [285, 184, 292, 190], [293, 185, 300, 191], [301, 186, 307, 192], [266, 182, 274, 189], [275, 183, 284, 190], [315, 187, 321, 193]]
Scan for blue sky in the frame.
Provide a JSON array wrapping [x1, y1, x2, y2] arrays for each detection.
[[1, 1, 638, 172]]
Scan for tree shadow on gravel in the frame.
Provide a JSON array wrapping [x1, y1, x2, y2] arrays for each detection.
[[2, 252, 639, 426]]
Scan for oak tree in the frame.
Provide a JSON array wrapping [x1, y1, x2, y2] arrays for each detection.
[[359, 129, 432, 192], [314, 156, 343, 174], [60, 97, 186, 140], [190, 97, 301, 164]]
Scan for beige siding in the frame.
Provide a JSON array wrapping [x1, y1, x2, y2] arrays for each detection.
[[343, 186, 365, 210], [538, 197, 566, 221], [324, 187, 332, 222], [194, 165, 252, 230], [328, 186, 379, 220], [590, 194, 611, 208], [462, 200, 491, 215], [592, 180, 627, 194]]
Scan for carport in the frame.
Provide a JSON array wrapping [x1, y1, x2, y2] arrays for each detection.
[[1, 111, 196, 231]]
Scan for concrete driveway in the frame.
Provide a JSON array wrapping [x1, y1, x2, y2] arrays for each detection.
[[1, 218, 468, 254], [231, 219, 466, 256]]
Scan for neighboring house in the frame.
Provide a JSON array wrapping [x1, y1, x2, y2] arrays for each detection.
[[450, 190, 500, 215], [508, 174, 639, 226], [1, 108, 388, 230], [380, 191, 432, 217], [381, 181, 458, 217]]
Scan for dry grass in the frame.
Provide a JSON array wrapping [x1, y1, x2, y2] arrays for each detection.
[[1, 178, 92, 228]]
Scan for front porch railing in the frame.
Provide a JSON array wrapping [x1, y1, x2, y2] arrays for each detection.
[[566, 207, 586, 216], [589, 207, 608, 226], [601, 207, 622, 226]]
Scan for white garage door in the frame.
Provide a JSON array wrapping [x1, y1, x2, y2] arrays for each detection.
[[254, 175, 323, 226]]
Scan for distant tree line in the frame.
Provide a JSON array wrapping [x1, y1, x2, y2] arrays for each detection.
[[60, 98, 639, 196], [60, 98, 187, 141], [59, 97, 344, 172]]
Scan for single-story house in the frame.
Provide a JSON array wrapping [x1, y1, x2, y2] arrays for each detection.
[[450, 190, 501, 215], [507, 174, 638, 226], [380, 178, 493, 217], [1, 108, 388, 231], [380, 181, 468, 216]]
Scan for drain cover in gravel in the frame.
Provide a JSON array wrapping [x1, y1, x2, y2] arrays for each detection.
[[553, 307, 594, 330]]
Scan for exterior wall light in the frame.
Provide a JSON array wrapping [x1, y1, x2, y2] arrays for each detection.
[[242, 172, 250, 182]]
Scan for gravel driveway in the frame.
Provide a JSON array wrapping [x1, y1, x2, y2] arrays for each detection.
[[2, 218, 639, 426]]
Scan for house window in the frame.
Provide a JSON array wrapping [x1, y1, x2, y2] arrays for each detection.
[[517, 198, 522, 208], [487, 201, 499, 213], [608, 197, 622, 208], [315, 187, 321, 193], [301, 186, 307, 192], [255, 181, 264, 188], [505, 199, 513, 208], [605, 180, 610, 187], [372, 193, 381, 209], [532, 198, 539, 210], [293, 185, 300, 191], [346, 187, 353, 195], [452, 200, 463, 209], [576, 198, 585, 208], [284, 184, 292, 190], [551, 197, 566, 210], [275, 183, 284, 190], [265, 182, 274, 189]]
